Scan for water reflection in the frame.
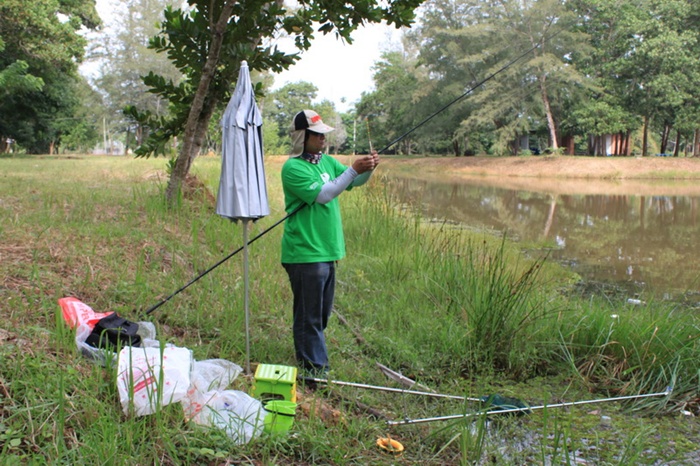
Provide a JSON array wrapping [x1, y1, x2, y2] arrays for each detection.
[[387, 177, 700, 297]]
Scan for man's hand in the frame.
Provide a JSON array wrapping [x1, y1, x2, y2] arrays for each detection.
[[352, 151, 380, 174]]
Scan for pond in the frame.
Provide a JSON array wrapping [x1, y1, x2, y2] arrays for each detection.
[[385, 176, 700, 301]]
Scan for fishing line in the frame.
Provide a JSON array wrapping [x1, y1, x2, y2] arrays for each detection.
[[143, 30, 559, 316]]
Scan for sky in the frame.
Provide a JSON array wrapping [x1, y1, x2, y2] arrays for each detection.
[[92, 0, 404, 113], [270, 23, 404, 112]]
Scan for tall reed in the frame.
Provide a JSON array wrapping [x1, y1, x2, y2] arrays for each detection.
[[557, 296, 699, 408], [341, 180, 558, 379]]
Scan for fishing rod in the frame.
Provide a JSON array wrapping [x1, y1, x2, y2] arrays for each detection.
[[300, 376, 478, 401], [366, 117, 374, 153], [143, 33, 557, 316], [373, 30, 561, 156], [386, 387, 673, 426], [143, 204, 304, 316], [299, 375, 529, 412]]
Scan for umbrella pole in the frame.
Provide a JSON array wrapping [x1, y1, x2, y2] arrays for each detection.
[[243, 219, 251, 374]]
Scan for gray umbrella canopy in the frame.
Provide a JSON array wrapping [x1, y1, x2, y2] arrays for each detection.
[[216, 60, 269, 221], [216, 61, 269, 374]]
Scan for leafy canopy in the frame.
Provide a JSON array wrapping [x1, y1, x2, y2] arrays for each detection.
[[0, 0, 100, 153], [127, 0, 423, 158]]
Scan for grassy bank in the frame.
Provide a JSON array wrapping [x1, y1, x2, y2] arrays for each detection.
[[1, 154, 699, 464]]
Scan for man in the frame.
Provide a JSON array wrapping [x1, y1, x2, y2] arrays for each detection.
[[281, 109, 378, 376]]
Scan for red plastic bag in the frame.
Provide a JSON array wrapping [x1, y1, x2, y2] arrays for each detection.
[[58, 297, 113, 329]]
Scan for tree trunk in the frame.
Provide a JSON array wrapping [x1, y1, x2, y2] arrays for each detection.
[[165, 0, 236, 203], [562, 134, 574, 155], [125, 127, 132, 155], [538, 74, 558, 151], [642, 115, 649, 157], [673, 130, 681, 157], [619, 132, 625, 155], [694, 128, 700, 157], [588, 134, 595, 156], [660, 124, 670, 154]]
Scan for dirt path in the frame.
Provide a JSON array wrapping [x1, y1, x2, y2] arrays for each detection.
[[371, 154, 700, 178], [358, 155, 700, 196], [268, 155, 700, 195]]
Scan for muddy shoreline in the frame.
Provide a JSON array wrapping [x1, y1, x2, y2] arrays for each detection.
[[352, 155, 700, 196]]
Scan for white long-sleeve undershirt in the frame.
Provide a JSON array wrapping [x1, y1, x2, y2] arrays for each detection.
[[315, 168, 373, 204]]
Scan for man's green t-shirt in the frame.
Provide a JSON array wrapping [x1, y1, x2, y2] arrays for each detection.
[[281, 155, 351, 263]]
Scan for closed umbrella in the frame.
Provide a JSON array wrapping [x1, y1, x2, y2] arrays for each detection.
[[216, 60, 269, 374]]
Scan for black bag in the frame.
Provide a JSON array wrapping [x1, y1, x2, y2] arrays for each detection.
[[85, 313, 142, 350]]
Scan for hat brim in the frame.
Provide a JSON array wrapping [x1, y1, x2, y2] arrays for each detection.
[[309, 122, 334, 134]]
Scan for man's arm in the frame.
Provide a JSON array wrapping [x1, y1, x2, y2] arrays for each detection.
[[315, 153, 379, 204], [315, 167, 358, 204]]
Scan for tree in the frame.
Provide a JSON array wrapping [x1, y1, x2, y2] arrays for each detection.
[[0, 40, 43, 98], [357, 49, 422, 155], [89, 0, 185, 154], [58, 80, 104, 153], [314, 99, 346, 155], [373, 0, 592, 156], [262, 81, 319, 142], [0, 0, 100, 153], [262, 115, 288, 155], [570, 0, 700, 156], [128, 0, 423, 202]]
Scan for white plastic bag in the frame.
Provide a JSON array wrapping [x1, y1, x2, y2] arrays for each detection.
[[182, 359, 264, 444], [189, 390, 266, 445], [182, 359, 243, 420], [117, 346, 193, 416], [189, 359, 243, 393]]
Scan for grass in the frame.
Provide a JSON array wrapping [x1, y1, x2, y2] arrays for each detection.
[[1, 153, 699, 464]]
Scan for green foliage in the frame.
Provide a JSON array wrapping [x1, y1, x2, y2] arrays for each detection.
[[262, 116, 290, 156], [88, 0, 185, 154], [5, 0, 700, 159], [357, 50, 424, 155], [0, 59, 44, 96], [353, 0, 700, 157], [129, 0, 423, 164], [0, 0, 100, 153], [569, 0, 700, 155], [262, 81, 319, 143]]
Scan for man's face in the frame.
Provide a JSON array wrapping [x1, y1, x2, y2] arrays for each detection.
[[305, 131, 326, 154]]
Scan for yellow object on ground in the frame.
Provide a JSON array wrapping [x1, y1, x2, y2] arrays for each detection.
[[377, 437, 404, 455]]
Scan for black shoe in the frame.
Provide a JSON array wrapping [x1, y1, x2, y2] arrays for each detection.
[[298, 367, 329, 390]]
